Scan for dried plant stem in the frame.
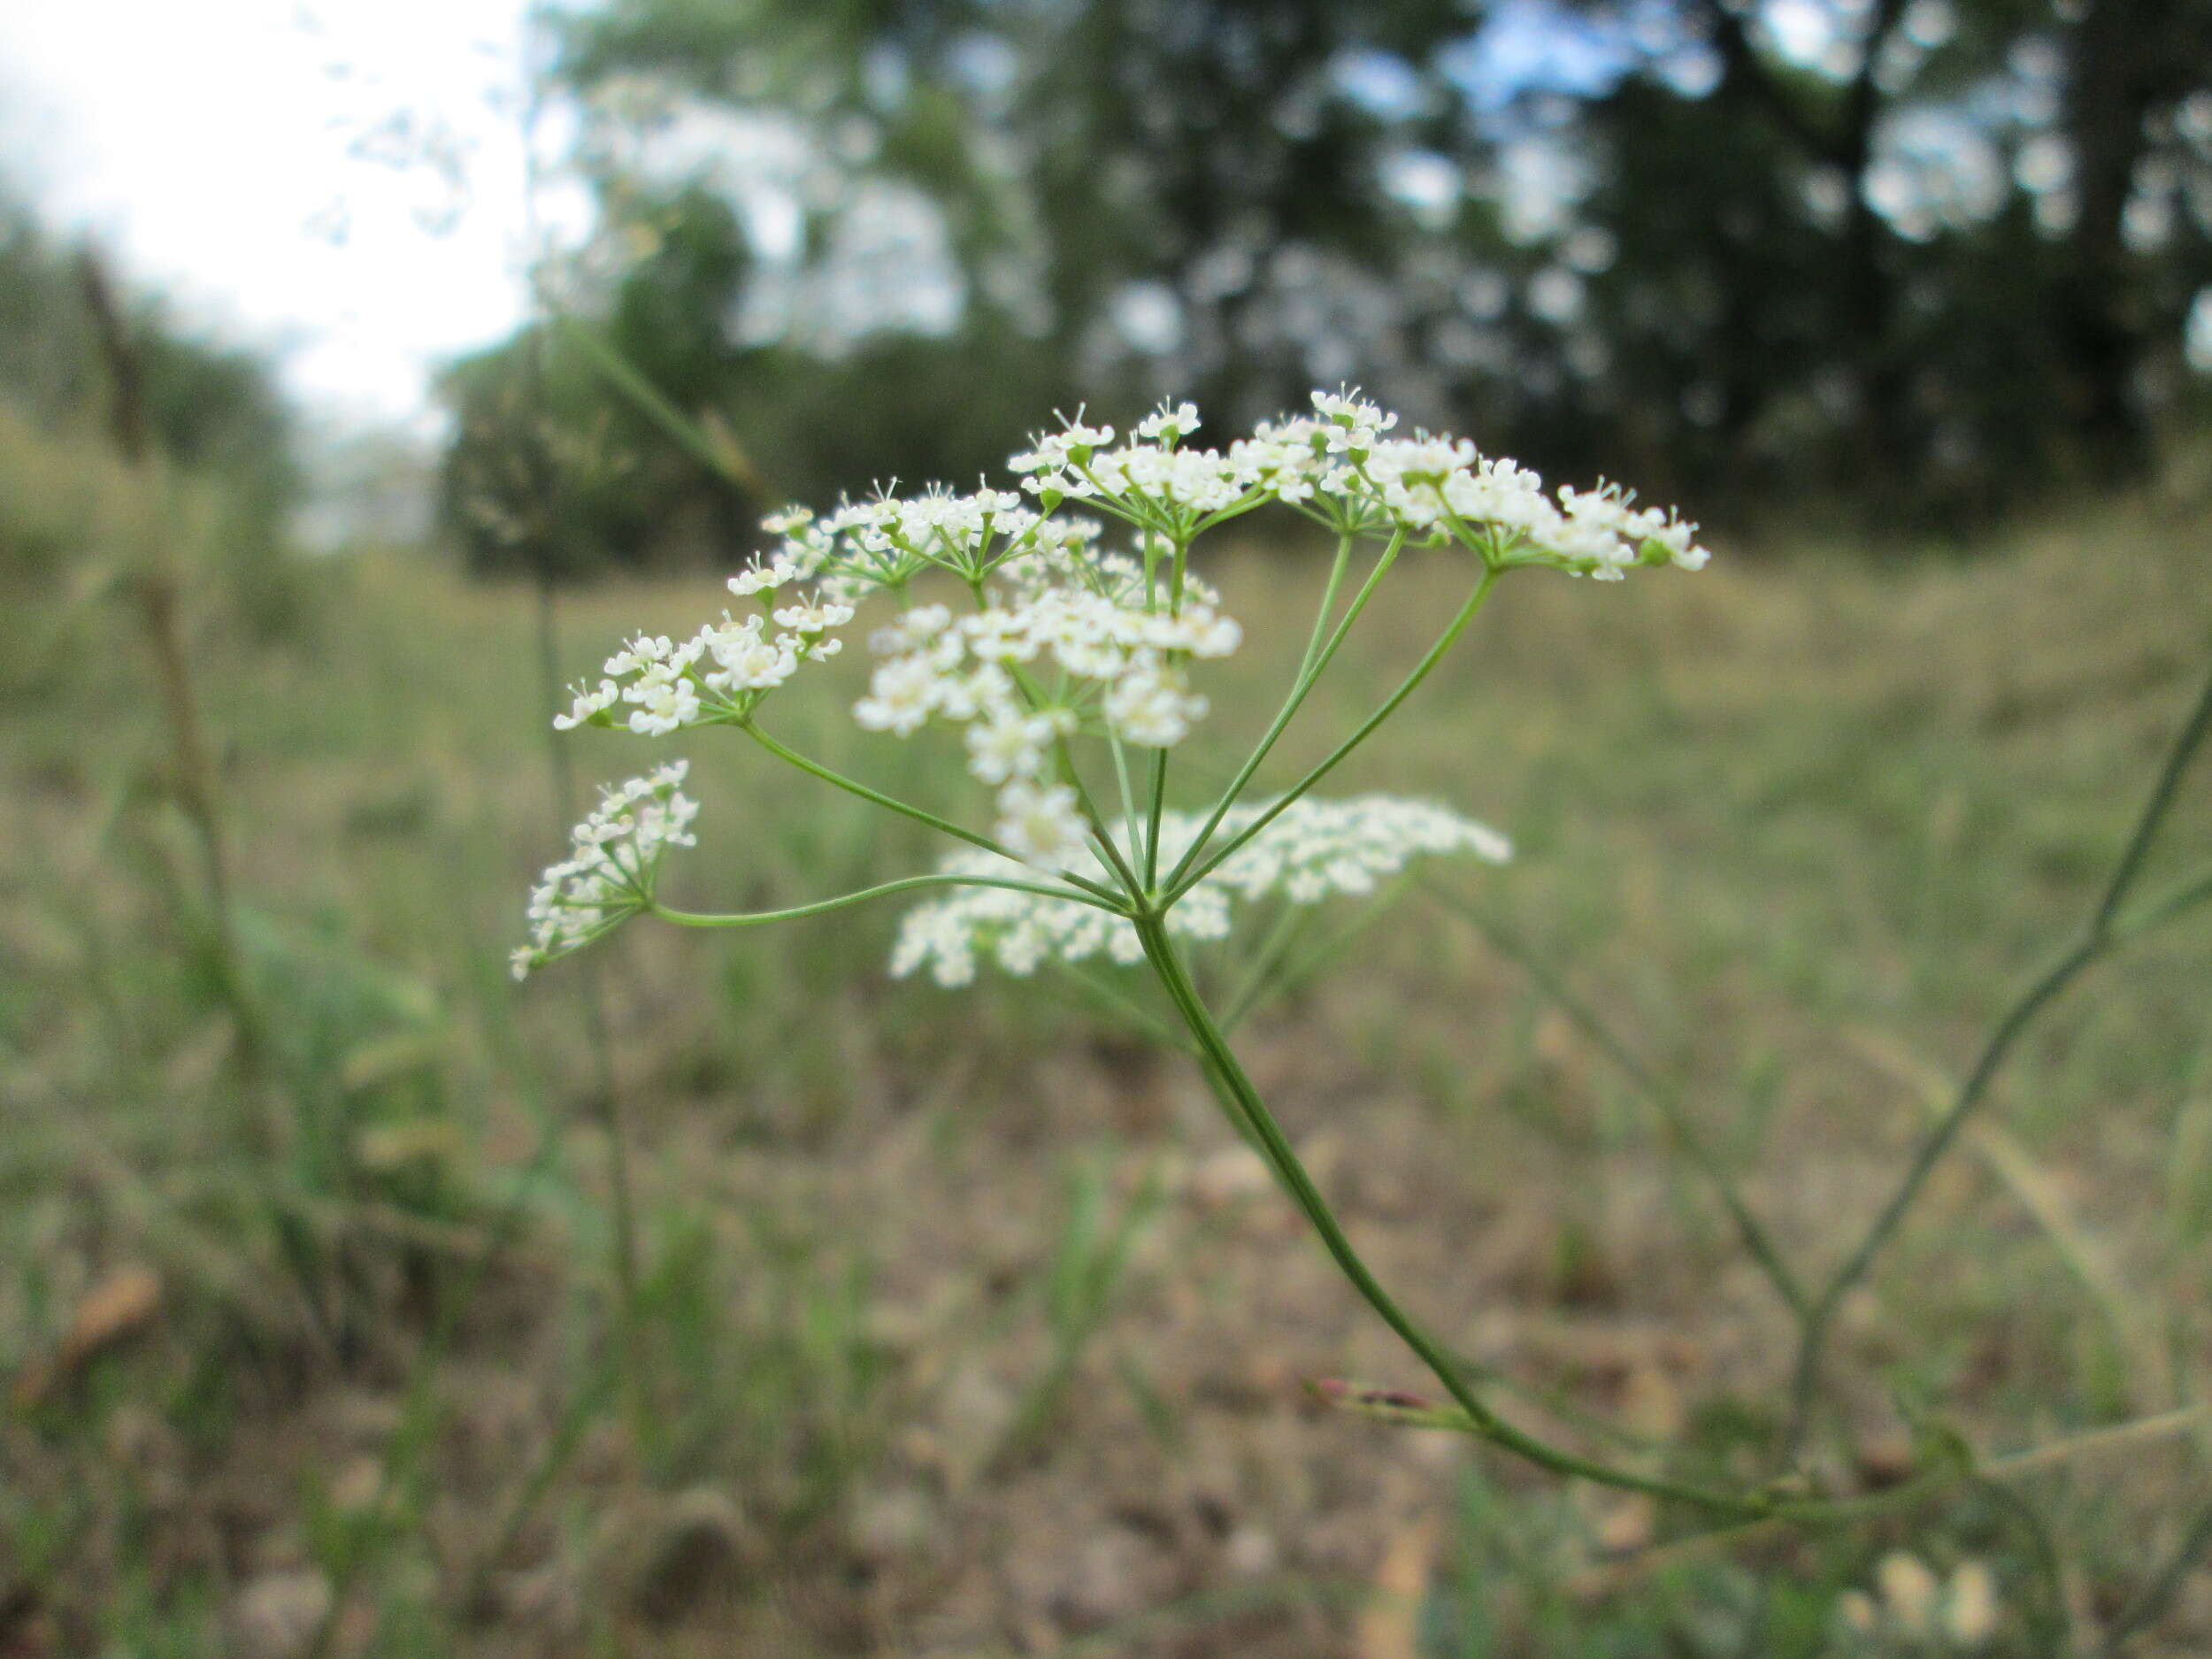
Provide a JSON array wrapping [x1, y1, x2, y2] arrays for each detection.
[[77, 250, 270, 1129], [1785, 651, 2212, 1456], [499, 11, 646, 1341], [1571, 1402, 2212, 1600]]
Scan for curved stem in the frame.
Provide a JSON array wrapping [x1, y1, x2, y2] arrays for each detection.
[[1219, 900, 1314, 1032], [1786, 650, 2212, 1453], [1578, 1402, 2212, 1597], [653, 871, 1126, 930], [2089, 656, 2212, 936], [1105, 728, 1143, 865], [1167, 563, 1498, 903], [1048, 961, 1197, 1057], [1133, 912, 1770, 1515], [2116, 863, 2212, 943]]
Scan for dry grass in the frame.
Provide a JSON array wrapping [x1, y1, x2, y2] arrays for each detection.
[[2, 476, 2209, 1656]]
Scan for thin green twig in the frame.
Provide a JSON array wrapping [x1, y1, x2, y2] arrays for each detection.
[[1163, 529, 1404, 894], [741, 719, 1129, 910], [1166, 563, 1498, 903], [1786, 650, 2212, 1455], [655, 870, 1127, 929]]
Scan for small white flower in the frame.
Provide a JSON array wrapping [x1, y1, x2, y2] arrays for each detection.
[[622, 664, 702, 736], [888, 795, 1511, 988], [772, 597, 856, 634], [1010, 413, 1117, 476], [1134, 399, 1202, 444], [1105, 657, 1207, 746], [513, 762, 698, 978], [701, 615, 799, 692], [994, 780, 1091, 872], [965, 711, 1056, 785], [854, 655, 946, 736], [552, 678, 620, 731]]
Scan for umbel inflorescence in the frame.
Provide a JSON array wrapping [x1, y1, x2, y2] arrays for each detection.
[[513, 388, 1707, 982], [890, 797, 1514, 988], [509, 386, 1737, 1506]]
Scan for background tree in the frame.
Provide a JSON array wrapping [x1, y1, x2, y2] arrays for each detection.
[[436, 0, 2212, 571]]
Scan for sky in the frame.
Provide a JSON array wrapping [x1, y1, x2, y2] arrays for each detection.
[[0, 0, 1634, 441], [23, 1, 2188, 432], [0, 0, 562, 433]]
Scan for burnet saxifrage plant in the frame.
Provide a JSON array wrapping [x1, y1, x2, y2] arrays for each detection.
[[514, 389, 1762, 1511]]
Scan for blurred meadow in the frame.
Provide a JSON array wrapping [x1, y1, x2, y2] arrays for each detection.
[[4, 1, 2212, 1655]]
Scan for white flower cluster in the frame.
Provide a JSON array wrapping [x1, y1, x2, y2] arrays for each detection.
[[524, 388, 1704, 972], [557, 488, 1125, 741], [550, 388, 1707, 750], [855, 580, 1244, 871], [511, 762, 698, 979], [889, 794, 1511, 987], [1008, 389, 1709, 577], [553, 598, 855, 737], [730, 487, 1089, 600]]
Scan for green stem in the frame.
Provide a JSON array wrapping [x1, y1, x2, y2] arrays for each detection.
[[1143, 748, 1170, 892], [741, 719, 1125, 909], [1168, 562, 1498, 903], [1134, 912, 1769, 1514], [1054, 737, 1149, 901], [1587, 1403, 2212, 1594], [1163, 530, 1406, 895], [1106, 728, 1143, 865], [2116, 863, 2212, 943], [1786, 650, 2212, 1454], [1048, 962, 1197, 1056], [2090, 656, 2212, 936], [1229, 876, 1414, 1033], [654, 872, 1125, 930], [532, 581, 643, 1348], [1295, 533, 1356, 680]]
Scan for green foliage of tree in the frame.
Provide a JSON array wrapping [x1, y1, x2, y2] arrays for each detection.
[[1570, 0, 2212, 512], [438, 0, 2212, 572], [439, 184, 760, 579]]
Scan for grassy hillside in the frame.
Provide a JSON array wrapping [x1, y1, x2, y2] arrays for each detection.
[[2, 470, 2209, 1655]]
